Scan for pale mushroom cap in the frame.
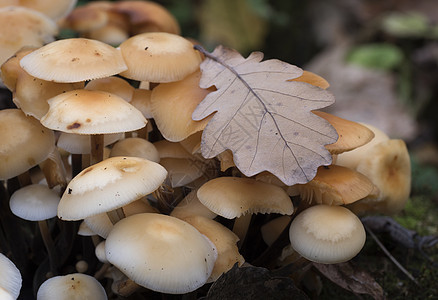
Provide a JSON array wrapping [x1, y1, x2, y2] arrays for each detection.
[[312, 111, 375, 154], [355, 139, 411, 215], [41, 90, 147, 134], [112, 0, 180, 35], [0, 109, 55, 180], [129, 88, 153, 118], [58, 156, 167, 220], [84, 199, 158, 238], [57, 132, 123, 154], [294, 165, 376, 205], [20, 38, 128, 83], [336, 123, 390, 170], [197, 177, 294, 219], [36, 273, 107, 300], [16, 0, 77, 20], [85, 76, 134, 102], [119, 32, 202, 82], [14, 74, 84, 120], [170, 190, 217, 220], [105, 213, 217, 294], [110, 137, 160, 163], [0, 253, 22, 300], [95, 241, 108, 263], [183, 215, 244, 282], [10, 184, 60, 221], [154, 139, 193, 159], [0, 6, 57, 71], [160, 157, 207, 188], [151, 70, 213, 142], [289, 205, 366, 264], [1, 47, 35, 91]]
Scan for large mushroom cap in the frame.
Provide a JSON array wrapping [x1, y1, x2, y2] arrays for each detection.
[[105, 213, 217, 294], [197, 177, 294, 219], [58, 156, 167, 220], [0, 109, 55, 180], [40, 89, 146, 134], [119, 32, 202, 82], [36, 273, 107, 300], [289, 205, 366, 264], [20, 38, 128, 83]]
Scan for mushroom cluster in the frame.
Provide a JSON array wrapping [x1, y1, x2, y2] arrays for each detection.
[[0, 0, 412, 299]]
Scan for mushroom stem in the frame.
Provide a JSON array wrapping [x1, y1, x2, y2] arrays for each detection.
[[106, 208, 126, 225], [17, 171, 32, 187], [136, 126, 148, 140], [90, 134, 105, 165], [233, 213, 252, 249], [114, 277, 141, 297], [38, 220, 57, 275]]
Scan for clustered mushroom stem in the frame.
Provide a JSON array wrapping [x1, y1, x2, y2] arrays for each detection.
[[17, 171, 32, 187], [38, 220, 57, 276], [106, 208, 126, 225], [233, 213, 252, 249], [114, 277, 141, 297], [136, 126, 148, 140], [90, 134, 105, 165]]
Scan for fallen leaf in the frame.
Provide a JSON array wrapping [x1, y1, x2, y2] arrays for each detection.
[[192, 45, 338, 185], [314, 262, 384, 300]]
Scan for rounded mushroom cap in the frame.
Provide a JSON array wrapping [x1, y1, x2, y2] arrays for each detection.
[[105, 213, 217, 294], [58, 156, 167, 220], [0, 6, 57, 74], [197, 177, 294, 219], [151, 70, 214, 142], [336, 123, 390, 170], [0, 253, 22, 300], [293, 165, 376, 205], [36, 273, 107, 300], [170, 190, 217, 220], [119, 32, 202, 82], [85, 76, 134, 102], [289, 205, 366, 264], [0, 109, 55, 180], [354, 139, 411, 215], [40, 90, 146, 134], [110, 137, 160, 163], [10, 184, 60, 221], [20, 38, 128, 83], [16, 0, 78, 20]]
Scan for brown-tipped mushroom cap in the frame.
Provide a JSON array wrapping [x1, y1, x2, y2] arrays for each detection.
[[20, 38, 128, 83], [105, 213, 217, 294], [151, 70, 214, 142], [58, 156, 167, 220], [36, 273, 107, 300], [40, 90, 146, 134], [119, 32, 202, 82], [289, 205, 366, 264], [336, 123, 390, 170], [289, 70, 330, 89], [0, 6, 57, 75], [197, 177, 293, 219], [0, 253, 22, 300], [183, 215, 244, 282], [312, 111, 375, 154], [354, 139, 411, 215], [0, 109, 55, 180], [291, 165, 376, 206]]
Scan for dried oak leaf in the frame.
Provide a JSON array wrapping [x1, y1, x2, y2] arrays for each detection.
[[192, 45, 338, 185]]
